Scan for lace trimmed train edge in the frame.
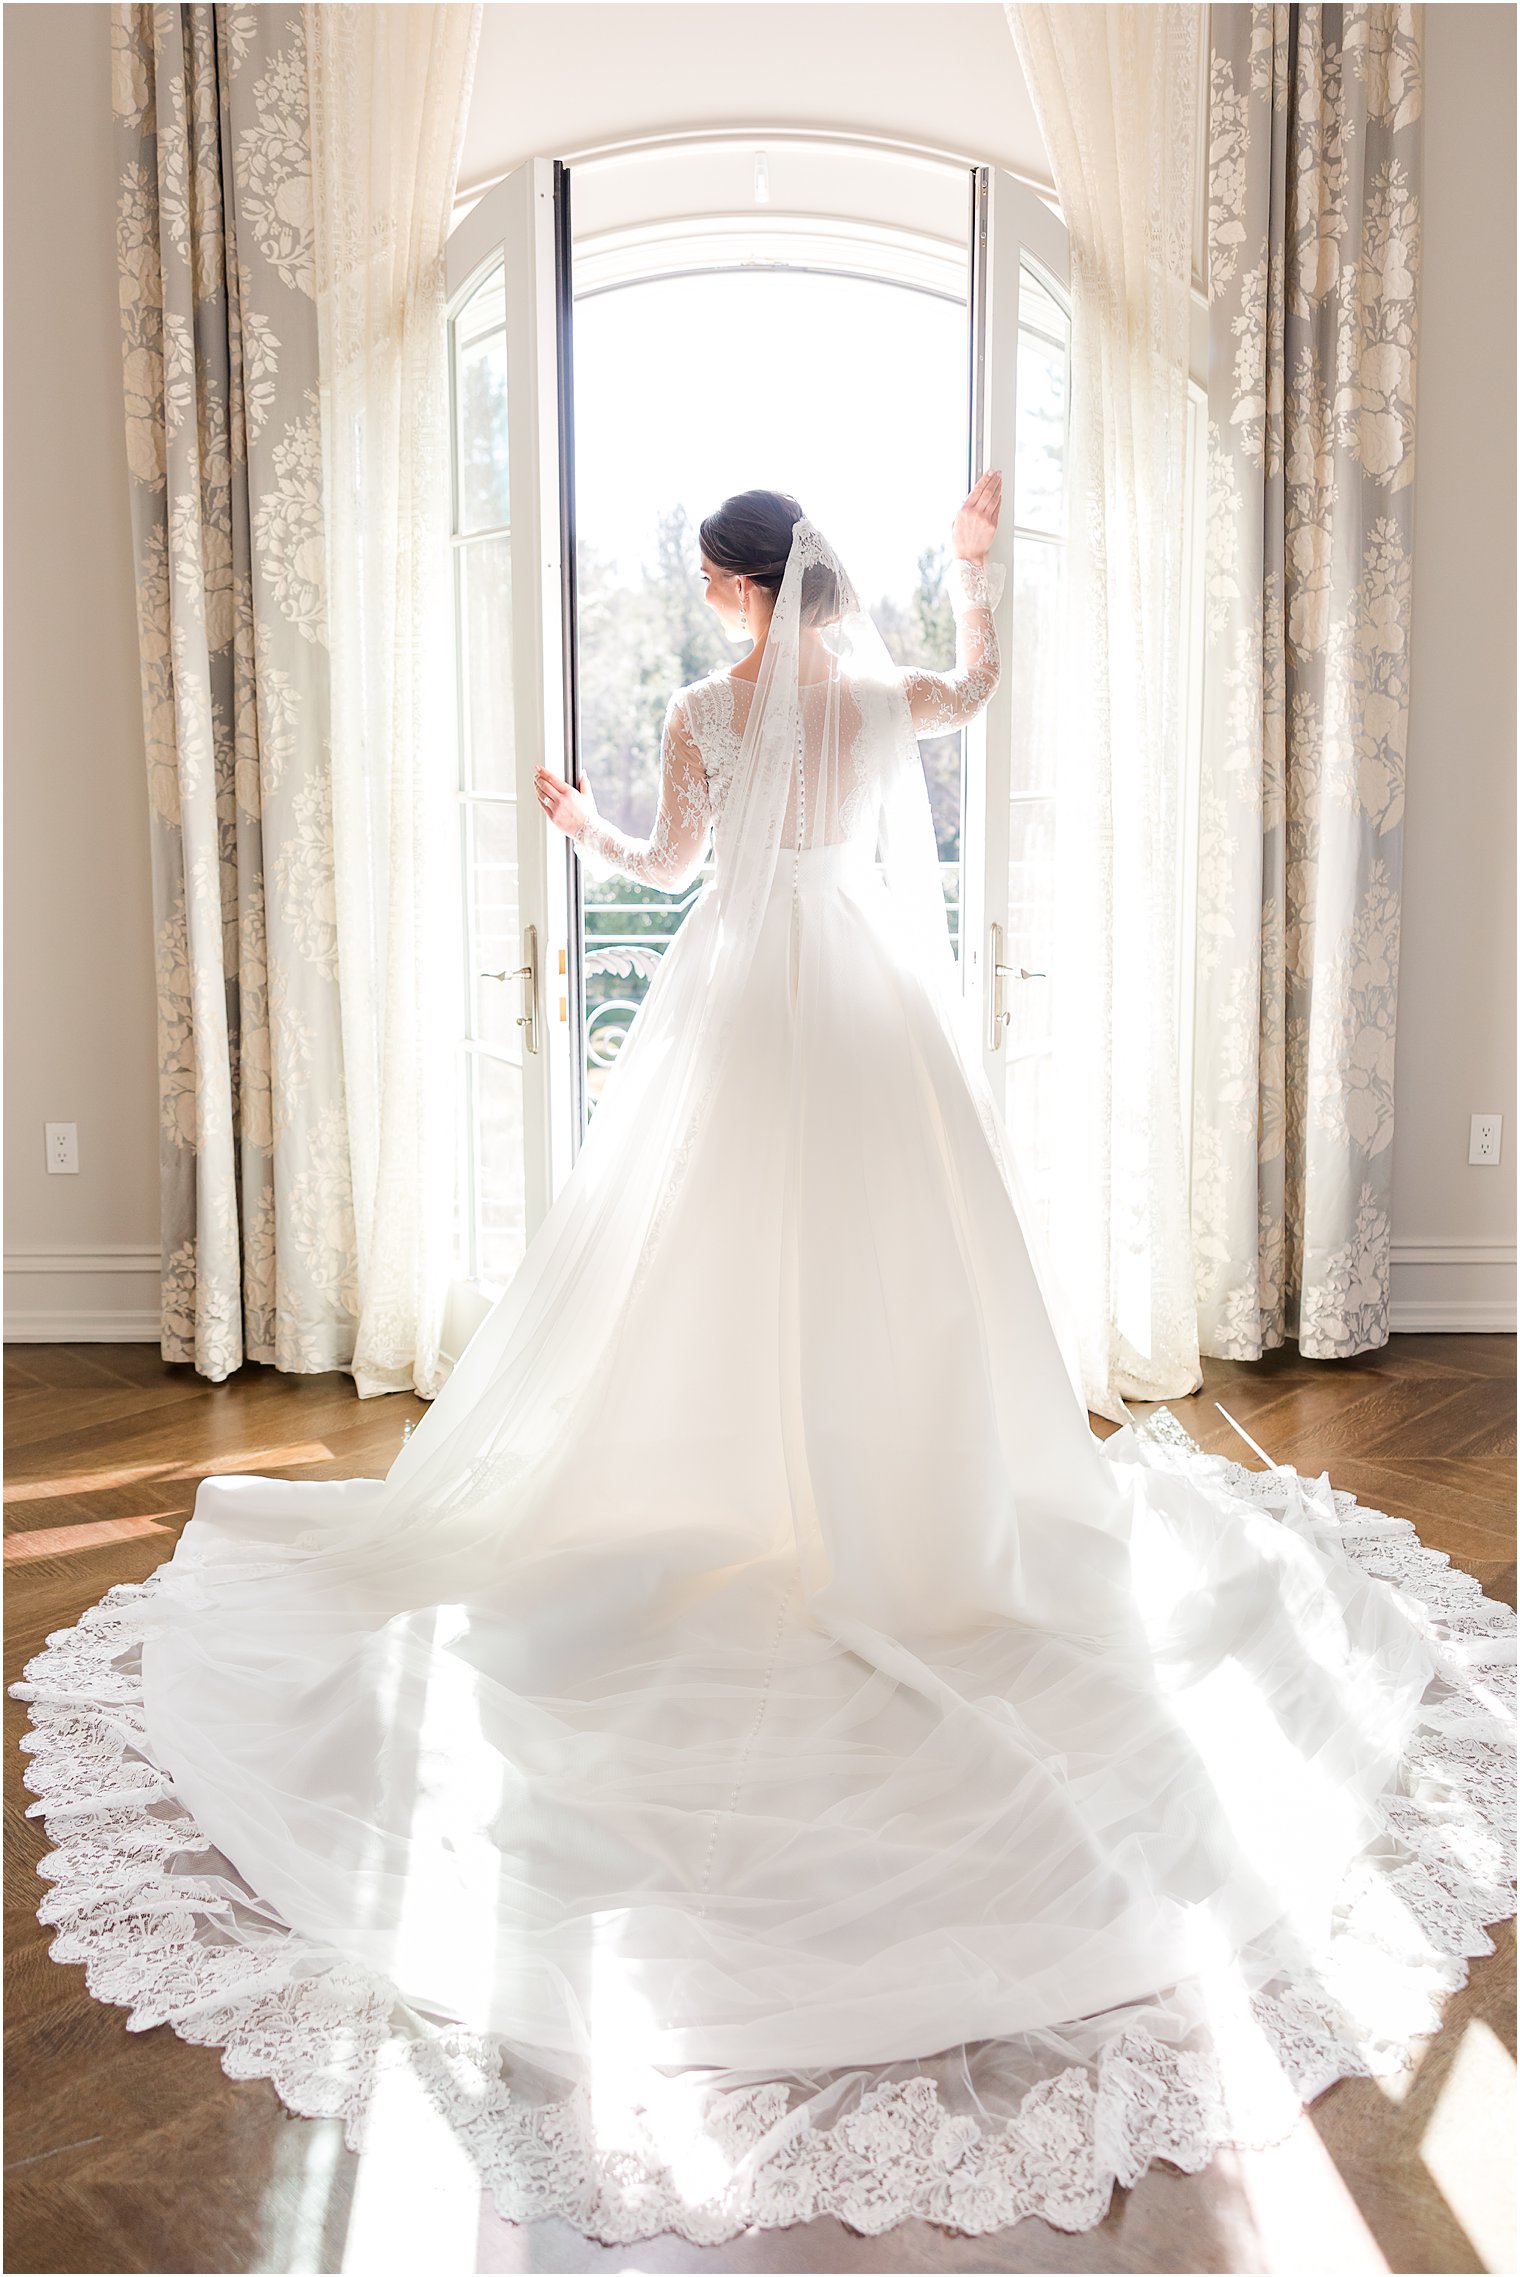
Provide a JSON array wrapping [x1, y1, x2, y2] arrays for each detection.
[[10, 1408, 1516, 2249]]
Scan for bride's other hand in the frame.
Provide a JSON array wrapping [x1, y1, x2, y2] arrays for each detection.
[[952, 470, 1002, 564], [535, 766, 595, 837]]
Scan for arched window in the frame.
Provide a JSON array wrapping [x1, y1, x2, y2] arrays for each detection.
[[442, 140, 1093, 1327]]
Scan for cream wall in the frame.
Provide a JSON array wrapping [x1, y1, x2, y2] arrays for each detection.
[[459, 4, 1050, 189], [4, 0, 1514, 1340], [1388, 0, 1517, 1328], [4, 2, 161, 1337]]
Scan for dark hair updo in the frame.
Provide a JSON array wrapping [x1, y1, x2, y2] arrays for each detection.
[[698, 488, 843, 628]]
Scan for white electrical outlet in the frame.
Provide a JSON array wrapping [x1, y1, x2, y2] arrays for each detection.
[[45, 1121, 79, 1174], [1468, 1113, 1503, 1166]]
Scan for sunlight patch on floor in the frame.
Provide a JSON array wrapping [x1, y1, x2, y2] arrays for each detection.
[[2, 1439, 337, 1503], [256, 2112, 346, 2276], [3, 1512, 174, 1562], [1420, 2018, 1516, 2273], [341, 2063, 484, 2274], [1217, 2125, 1390, 2273]]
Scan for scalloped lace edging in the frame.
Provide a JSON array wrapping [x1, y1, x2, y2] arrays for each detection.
[[10, 1410, 1515, 2247]]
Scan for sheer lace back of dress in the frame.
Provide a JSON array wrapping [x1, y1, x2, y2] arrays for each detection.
[[712, 675, 879, 853], [572, 529, 1005, 907]]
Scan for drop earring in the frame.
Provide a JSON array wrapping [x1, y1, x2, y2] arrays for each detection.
[[737, 582, 748, 634]]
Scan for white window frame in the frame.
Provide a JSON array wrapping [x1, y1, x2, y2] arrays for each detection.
[[440, 133, 1210, 1348], [443, 159, 576, 1357]]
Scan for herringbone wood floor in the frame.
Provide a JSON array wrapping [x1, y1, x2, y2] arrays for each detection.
[[5, 1335, 1515, 2276]]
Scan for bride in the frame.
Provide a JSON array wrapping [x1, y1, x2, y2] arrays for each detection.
[[15, 486, 1513, 2244]]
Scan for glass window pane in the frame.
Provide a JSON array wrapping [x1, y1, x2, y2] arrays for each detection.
[[915, 729, 963, 963], [1013, 323, 1067, 538], [453, 1050, 471, 1275], [571, 266, 972, 1085], [468, 799, 522, 1057], [459, 535, 515, 794], [472, 1050, 525, 1288], [1006, 1050, 1055, 1241], [940, 855, 961, 960], [456, 325, 510, 535], [1001, 261, 1068, 1195], [1006, 796, 1055, 1053], [456, 260, 505, 346], [450, 250, 529, 1300], [1008, 538, 1063, 798], [1018, 264, 1068, 345]]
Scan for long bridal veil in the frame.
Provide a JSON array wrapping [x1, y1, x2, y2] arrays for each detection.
[[13, 515, 1515, 2245], [304, 511, 1088, 1565]]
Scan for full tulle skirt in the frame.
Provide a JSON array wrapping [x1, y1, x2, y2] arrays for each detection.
[[14, 855, 1514, 2240]]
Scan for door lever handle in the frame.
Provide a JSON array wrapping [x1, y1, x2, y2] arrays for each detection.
[[988, 920, 1011, 1051], [986, 923, 1046, 1052], [513, 924, 538, 1056], [479, 923, 539, 1055]]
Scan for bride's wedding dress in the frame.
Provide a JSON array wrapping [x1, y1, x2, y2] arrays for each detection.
[[15, 521, 1513, 2245]]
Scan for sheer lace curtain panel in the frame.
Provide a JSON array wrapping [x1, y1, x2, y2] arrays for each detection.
[[1002, 3, 1423, 1404], [1004, 4, 1207, 1421], [112, 4, 480, 1398], [307, 3, 481, 1396]]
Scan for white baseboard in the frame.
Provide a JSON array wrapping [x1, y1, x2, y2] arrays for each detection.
[[1389, 1237, 1516, 1333], [5, 1310, 165, 1341], [6, 1239, 1515, 1344], [1388, 1300, 1517, 1331], [4, 1245, 162, 1343]]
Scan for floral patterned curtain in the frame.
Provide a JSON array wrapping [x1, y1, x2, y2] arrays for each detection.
[[1193, 4, 1422, 1361], [113, 5, 478, 1396], [113, 6, 357, 1381]]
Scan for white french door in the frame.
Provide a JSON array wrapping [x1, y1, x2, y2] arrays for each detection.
[[961, 166, 1072, 1245], [444, 159, 578, 1330], [439, 151, 1074, 1328]]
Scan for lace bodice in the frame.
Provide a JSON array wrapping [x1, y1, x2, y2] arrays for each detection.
[[571, 557, 1003, 892]]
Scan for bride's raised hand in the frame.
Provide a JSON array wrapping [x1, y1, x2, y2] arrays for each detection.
[[535, 765, 595, 838], [951, 469, 1002, 564]]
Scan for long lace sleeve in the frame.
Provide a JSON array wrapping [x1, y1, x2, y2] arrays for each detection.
[[571, 692, 712, 893], [900, 557, 1006, 736]]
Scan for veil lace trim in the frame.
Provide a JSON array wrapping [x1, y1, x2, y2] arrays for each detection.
[[13, 1408, 1513, 2248], [791, 516, 833, 568]]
